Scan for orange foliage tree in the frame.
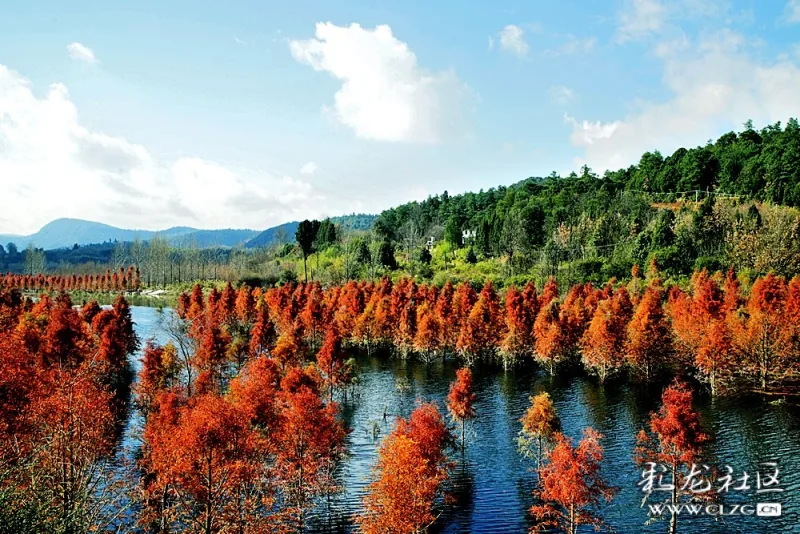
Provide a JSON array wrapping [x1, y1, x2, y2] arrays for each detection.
[[446, 367, 477, 450], [634, 381, 708, 534], [274, 381, 346, 527], [135, 340, 179, 415], [501, 285, 535, 368], [729, 272, 797, 392], [413, 303, 442, 363], [357, 402, 452, 534], [530, 428, 615, 534], [29, 367, 117, 532], [142, 392, 280, 533], [626, 280, 672, 381], [668, 270, 735, 394], [581, 288, 632, 383], [0, 289, 136, 533], [316, 327, 353, 401], [533, 300, 569, 376], [518, 392, 561, 471]]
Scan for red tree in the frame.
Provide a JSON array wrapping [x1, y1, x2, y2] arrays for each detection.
[[730, 273, 794, 392], [501, 285, 534, 368], [29, 367, 116, 532], [457, 283, 501, 365], [581, 288, 632, 383], [413, 303, 442, 363], [316, 327, 352, 400], [446, 367, 476, 450], [635, 380, 708, 534], [531, 428, 615, 534], [274, 383, 346, 526], [142, 393, 278, 533], [357, 431, 444, 534], [192, 321, 231, 394], [533, 300, 568, 376], [358, 402, 452, 533], [519, 392, 561, 471], [626, 281, 671, 382]]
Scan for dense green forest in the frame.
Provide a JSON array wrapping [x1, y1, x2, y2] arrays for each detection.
[[364, 119, 800, 285]]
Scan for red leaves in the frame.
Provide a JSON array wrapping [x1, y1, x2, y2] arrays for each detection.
[[358, 402, 452, 534], [447, 368, 476, 422], [143, 392, 276, 532], [457, 281, 502, 363], [634, 381, 708, 532], [42, 296, 91, 368], [531, 428, 615, 534], [141, 352, 345, 531], [0, 334, 36, 451], [249, 296, 277, 358], [315, 326, 355, 400], [626, 280, 671, 382], [728, 272, 799, 391], [447, 368, 476, 449], [135, 341, 178, 415], [0, 266, 140, 293], [581, 288, 632, 383], [273, 381, 346, 513], [533, 300, 567, 376], [635, 380, 708, 484], [228, 356, 281, 429], [413, 303, 442, 361], [358, 433, 444, 534], [501, 285, 535, 365], [519, 392, 561, 470], [28, 365, 117, 529], [192, 321, 231, 392]]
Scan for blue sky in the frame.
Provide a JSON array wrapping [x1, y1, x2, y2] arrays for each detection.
[[1, 0, 799, 234]]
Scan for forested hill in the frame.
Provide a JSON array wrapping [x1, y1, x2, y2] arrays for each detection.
[[377, 119, 800, 240], [372, 119, 800, 282]]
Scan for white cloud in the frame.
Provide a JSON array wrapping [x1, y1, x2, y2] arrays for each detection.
[[300, 161, 318, 175], [681, 0, 729, 18], [616, 0, 666, 43], [66, 42, 97, 63], [564, 114, 622, 146], [498, 25, 529, 57], [616, 0, 734, 43], [549, 86, 576, 105], [786, 0, 800, 22], [289, 22, 469, 143], [0, 64, 324, 235], [565, 30, 800, 173], [550, 35, 596, 55]]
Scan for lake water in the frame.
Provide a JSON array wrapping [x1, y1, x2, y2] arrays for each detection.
[[124, 306, 800, 534]]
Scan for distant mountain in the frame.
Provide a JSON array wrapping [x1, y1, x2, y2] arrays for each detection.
[[0, 219, 146, 250], [0, 214, 377, 252], [170, 229, 259, 248], [243, 214, 376, 249], [0, 218, 258, 251], [245, 221, 299, 249]]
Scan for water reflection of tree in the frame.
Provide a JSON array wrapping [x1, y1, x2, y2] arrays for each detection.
[[625, 380, 667, 426], [431, 459, 476, 534], [579, 379, 627, 434]]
